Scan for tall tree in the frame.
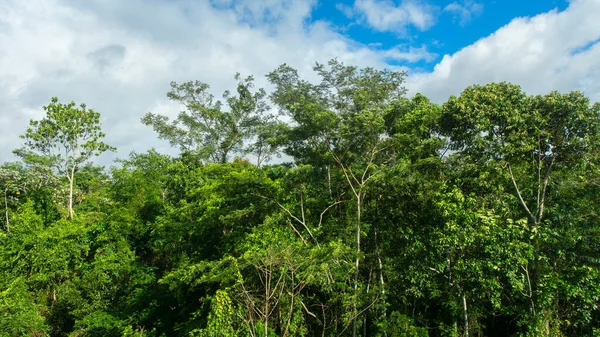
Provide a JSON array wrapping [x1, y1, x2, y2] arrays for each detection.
[[0, 162, 55, 231], [18, 97, 114, 220], [0, 163, 22, 231], [142, 73, 270, 164], [268, 59, 407, 336], [441, 83, 600, 335]]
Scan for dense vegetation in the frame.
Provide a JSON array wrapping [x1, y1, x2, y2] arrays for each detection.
[[1, 60, 599, 337]]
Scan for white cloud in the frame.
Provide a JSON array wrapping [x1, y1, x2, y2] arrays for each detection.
[[0, 0, 419, 165], [1, 0, 598, 167], [383, 45, 437, 62], [340, 0, 438, 33], [409, 0, 600, 104], [444, 0, 483, 26]]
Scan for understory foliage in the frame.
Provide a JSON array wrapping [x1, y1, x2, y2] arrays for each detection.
[[1, 60, 599, 337]]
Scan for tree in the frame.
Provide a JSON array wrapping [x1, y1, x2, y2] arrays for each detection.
[[18, 97, 114, 220], [0, 161, 56, 231], [441, 83, 600, 335], [0, 164, 22, 231], [142, 73, 270, 164], [267, 59, 407, 336], [245, 120, 287, 168], [0, 277, 48, 335]]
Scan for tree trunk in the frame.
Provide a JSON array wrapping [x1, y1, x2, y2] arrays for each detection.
[[264, 265, 270, 337], [3, 187, 8, 232], [375, 226, 387, 336], [463, 295, 469, 337], [68, 165, 75, 220], [327, 165, 332, 199], [352, 195, 361, 337]]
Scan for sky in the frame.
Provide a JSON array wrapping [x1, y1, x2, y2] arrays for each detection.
[[1, 0, 599, 165]]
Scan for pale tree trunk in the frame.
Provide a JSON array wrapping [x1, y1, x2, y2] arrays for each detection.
[[3, 187, 9, 232], [332, 144, 382, 337], [507, 157, 554, 334], [463, 295, 469, 337], [68, 165, 75, 220], [446, 249, 458, 336], [352, 195, 361, 337], [327, 165, 332, 199], [264, 265, 270, 337], [375, 226, 387, 336]]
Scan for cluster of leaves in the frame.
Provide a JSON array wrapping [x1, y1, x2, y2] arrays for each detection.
[[0, 60, 599, 337]]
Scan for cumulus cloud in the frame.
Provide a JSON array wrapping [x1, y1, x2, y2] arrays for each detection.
[[444, 0, 483, 26], [0, 0, 422, 164], [338, 0, 438, 33], [409, 0, 600, 104], [0, 0, 598, 166]]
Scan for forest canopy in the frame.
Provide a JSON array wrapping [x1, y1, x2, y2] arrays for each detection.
[[1, 59, 599, 337]]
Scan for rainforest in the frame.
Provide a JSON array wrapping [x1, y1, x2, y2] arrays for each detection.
[[1, 60, 599, 337]]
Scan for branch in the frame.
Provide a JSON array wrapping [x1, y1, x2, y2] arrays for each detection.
[[302, 301, 318, 318], [300, 189, 306, 226], [254, 194, 316, 247], [333, 155, 359, 199], [537, 155, 555, 223], [361, 143, 384, 185], [506, 163, 536, 224], [336, 295, 381, 337], [318, 200, 347, 227]]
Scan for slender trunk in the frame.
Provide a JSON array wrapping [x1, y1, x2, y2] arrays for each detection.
[[4, 187, 9, 232], [352, 195, 361, 337], [364, 268, 372, 337], [327, 165, 332, 199], [265, 270, 269, 337], [463, 295, 469, 337], [256, 148, 263, 168], [68, 165, 75, 220], [283, 269, 295, 337], [321, 304, 326, 337], [522, 263, 537, 334], [447, 250, 457, 336], [375, 226, 387, 336], [220, 148, 229, 164]]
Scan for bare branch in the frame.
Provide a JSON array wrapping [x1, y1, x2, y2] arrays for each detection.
[[506, 163, 536, 224], [318, 200, 347, 227]]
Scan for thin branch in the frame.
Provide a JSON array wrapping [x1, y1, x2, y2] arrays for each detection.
[[254, 194, 315, 247], [336, 161, 359, 199], [336, 295, 381, 337], [302, 301, 318, 318], [506, 163, 536, 224], [331, 151, 359, 197], [361, 144, 384, 184], [300, 189, 306, 227], [537, 155, 555, 223], [318, 200, 347, 227]]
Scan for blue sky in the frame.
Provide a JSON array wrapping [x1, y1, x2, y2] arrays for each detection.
[[312, 0, 571, 70], [0, 0, 598, 164]]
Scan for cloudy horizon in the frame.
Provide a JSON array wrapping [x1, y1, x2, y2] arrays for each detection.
[[1, 0, 599, 166]]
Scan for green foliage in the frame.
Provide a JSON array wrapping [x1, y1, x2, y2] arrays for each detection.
[[1, 61, 599, 337], [18, 97, 115, 219], [383, 312, 428, 337], [190, 289, 244, 337], [20, 97, 114, 172], [142, 74, 271, 164], [0, 278, 48, 336]]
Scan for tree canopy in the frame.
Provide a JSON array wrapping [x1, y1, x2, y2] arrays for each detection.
[[0, 61, 598, 337]]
